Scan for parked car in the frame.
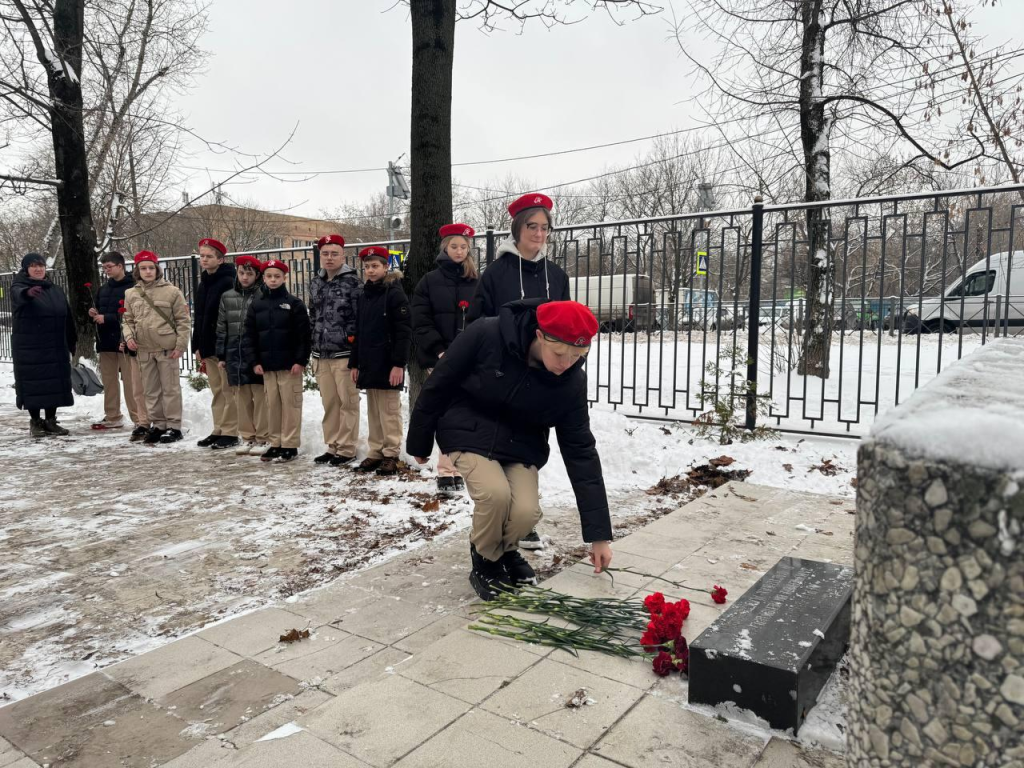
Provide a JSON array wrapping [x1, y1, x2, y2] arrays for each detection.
[[904, 251, 1024, 333]]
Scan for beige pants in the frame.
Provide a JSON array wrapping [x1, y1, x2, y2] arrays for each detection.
[[138, 350, 182, 430], [99, 351, 148, 426], [314, 357, 360, 457], [366, 388, 402, 460], [205, 357, 237, 436], [425, 368, 459, 478], [451, 451, 542, 562], [234, 384, 269, 443], [263, 369, 303, 449]]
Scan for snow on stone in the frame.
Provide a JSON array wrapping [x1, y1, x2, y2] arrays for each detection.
[[256, 722, 304, 742], [869, 339, 1024, 472]]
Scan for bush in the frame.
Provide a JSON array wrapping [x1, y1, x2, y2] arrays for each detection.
[[187, 371, 208, 392], [694, 349, 777, 445], [303, 366, 319, 392]]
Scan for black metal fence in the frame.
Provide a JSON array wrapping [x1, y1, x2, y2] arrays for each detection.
[[3, 184, 1022, 436]]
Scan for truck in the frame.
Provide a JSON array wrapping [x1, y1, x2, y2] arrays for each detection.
[[903, 251, 1024, 334], [569, 273, 655, 332]]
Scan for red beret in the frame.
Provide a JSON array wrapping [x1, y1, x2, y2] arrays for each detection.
[[318, 234, 346, 249], [262, 259, 289, 274], [198, 238, 227, 255], [359, 246, 389, 262], [234, 254, 261, 271], [537, 301, 598, 347], [508, 193, 553, 218], [133, 250, 158, 265], [439, 223, 475, 239]]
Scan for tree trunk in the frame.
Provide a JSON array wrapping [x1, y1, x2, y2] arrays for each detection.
[[48, 0, 99, 359], [406, 0, 455, 409], [797, 0, 833, 379]]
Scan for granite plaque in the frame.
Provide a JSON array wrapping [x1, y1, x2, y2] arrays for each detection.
[[688, 556, 853, 733]]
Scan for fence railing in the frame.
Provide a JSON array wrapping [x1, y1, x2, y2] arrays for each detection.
[[3, 183, 1023, 436]]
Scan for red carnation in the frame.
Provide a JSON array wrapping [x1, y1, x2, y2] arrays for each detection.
[[84, 282, 92, 288], [643, 592, 666, 615], [458, 300, 469, 310], [673, 637, 690, 673], [117, 307, 126, 314], [652, 651, 674, 677], [118, 299, 125, 305], [711, 585, 728, 604]]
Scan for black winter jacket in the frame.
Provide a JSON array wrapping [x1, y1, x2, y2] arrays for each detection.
[[94, 274, 135, 353], [11, 271, 77, 410], [192, 262, 236, 358], [411, 254, 478, 369], [309, 264, 360, 358], [466, 244, 570, 322], [406, 299, 611, 542], [349, 272, 412, 390], [243, 285, 311, 372], [215, 277, 265, 387]]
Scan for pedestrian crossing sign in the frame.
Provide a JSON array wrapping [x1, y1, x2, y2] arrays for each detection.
[[696, 251, 708, 276]]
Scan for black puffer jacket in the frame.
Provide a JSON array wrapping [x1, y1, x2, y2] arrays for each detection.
[[215, 276, 265, 386], [11, 272, 77, 410], [349, 272, 412, 390], [192, 262, 236, 358], [406, 299, 610, 542], [411, 254, 478, 369], [94, 274, 135, 353], [309, 264, 360, 358], [243, 285, 311, 372], [466, 241, 570, 322]]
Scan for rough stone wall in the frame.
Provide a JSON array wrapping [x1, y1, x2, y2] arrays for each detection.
[[848, 442, 1024, 767]]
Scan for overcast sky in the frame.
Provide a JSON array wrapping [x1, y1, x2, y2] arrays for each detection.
[[170, 0, 1023, 219]]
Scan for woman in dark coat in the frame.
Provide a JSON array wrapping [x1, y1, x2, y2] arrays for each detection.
[[407, 299, 612, 601], [11, 252, 77, 437], [411, 223, 478, 493]]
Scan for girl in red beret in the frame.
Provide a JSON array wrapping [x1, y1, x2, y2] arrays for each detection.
[[411, 223, 479, 494], [407, 298, 612, 601]]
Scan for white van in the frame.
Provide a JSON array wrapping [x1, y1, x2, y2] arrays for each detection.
[[569, 274, 655, 332], [904, 251, 1024, 333]]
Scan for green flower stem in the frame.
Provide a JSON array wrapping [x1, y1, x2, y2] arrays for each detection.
[[602, 566, 711, 596]]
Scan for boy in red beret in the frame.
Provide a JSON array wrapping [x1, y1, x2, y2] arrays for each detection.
[[407, 298, 613, 600], [349, 246, 412, 476], [244, 260, 311, 462]]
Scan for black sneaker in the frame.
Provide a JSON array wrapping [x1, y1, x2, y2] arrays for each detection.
[[518, 529, 544, 550], [329, 454, 356, 466], [437, 477, 457, 493], [354, 457, 383, 473], [500, 549, 538, 587], [144, 427, 166, 444], [42, 417, 70, 436], [453, 477, 465, 492], [130, 426, 148, 442], [210, 436, 240, 450], [276, 448, 299, 463], [469, 545, 513, 601], [261, 447, 283, 463], [375, 457, 398, 476], [29, 418, 48, 438], [197, 434, 218, 448], [313, 452, 335, 464], [159, 429, 183, 443]]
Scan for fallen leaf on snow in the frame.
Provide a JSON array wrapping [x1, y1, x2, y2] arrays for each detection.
[[279, 628, 311, 644]]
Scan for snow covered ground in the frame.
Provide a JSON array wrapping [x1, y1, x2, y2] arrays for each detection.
[[0, 356, 857, 705]]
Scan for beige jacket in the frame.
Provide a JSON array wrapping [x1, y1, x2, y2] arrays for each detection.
[[123, 279, 191, 353]]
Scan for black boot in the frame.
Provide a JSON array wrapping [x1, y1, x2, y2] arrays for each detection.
[[210, 435, 239, 450], [159, 429, 183, 443], [261, 446, 283, 462], [500, 549, 538, 587], [276, 448, 299, 462], [453, 477, 465, 492], [313, 451, 335, 464], [469, 545, 512, 601], [130, 425, 149, 442], [197, 434, 218, 447], [42, 417, 70, 436], [29, 418, 48, 438], [144, 427, 166, 444], [329, 454, 356, 466], [437, 476, 457, 494]]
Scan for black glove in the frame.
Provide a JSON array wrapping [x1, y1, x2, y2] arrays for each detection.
[[26, 285, 44, 299]]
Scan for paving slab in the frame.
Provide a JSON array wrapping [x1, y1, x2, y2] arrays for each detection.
[[481, 656, 645, 749], [300, 674, 469, 767], [0, 671, 193, 767], [157, 659, 302, 738], [218, 729, 369, 767], [320, 647, 415, 696], [593, 693, 769, 768], [752, 737, 844, 767], [196, 606, 310, 657], [261, 632, 384, 683], [398, 628, 543, 705], [282, 585, 380, 627], [0, 738, 32, 768], [392, 612, 472, 654], [573, 755, 626, 768], [103, 635, 245, 700], [393, 708, 581, 768], [332, 592, 463, 646]]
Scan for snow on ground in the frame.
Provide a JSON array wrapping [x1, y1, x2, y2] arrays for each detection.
[[0, 351, 860, 705]]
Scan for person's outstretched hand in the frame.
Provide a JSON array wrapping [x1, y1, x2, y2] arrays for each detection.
[[589, 541, 613, 574], [26, 285, 44, 299]]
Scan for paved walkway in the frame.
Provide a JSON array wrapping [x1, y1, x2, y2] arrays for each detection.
[[0, 482, 855, 767]]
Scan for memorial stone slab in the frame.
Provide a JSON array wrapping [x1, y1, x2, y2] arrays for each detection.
[[688, 556, 852, 733]]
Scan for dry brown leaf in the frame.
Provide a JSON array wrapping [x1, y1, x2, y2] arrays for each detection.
[[421, 499, 440, 513], [740, 562, 761, 571], [783, 463, 794, 472], [279, 628, 310, 644], [710, 456, 735, 467]]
